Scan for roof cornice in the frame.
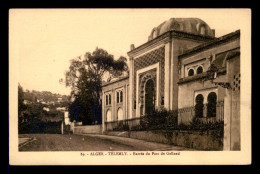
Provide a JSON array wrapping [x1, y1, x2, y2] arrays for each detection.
[[127, 30, 215, 57], [179, 30, 240, 59], [178, 69, 226, 85], [127, 32, 171, 57], [226, 51, 240, 60], [101, 75, 129, 87]]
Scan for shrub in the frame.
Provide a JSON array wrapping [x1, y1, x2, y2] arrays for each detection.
[[130, 125, 143, 131], [108, 108, 223, 132], [130, 109, 223, 132], [138, 108, 178, 131], [189, 117, 224, 131]]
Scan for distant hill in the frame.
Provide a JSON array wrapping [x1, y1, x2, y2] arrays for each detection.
[[23, 89, 69, 104]]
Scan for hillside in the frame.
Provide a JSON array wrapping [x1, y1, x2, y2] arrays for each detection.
[[23, 90, 69, 105]]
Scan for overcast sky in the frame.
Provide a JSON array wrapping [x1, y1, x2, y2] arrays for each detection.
[[10, 9, 249, 95]]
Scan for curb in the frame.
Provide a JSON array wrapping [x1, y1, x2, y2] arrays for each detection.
[[78, 133, 142, 149], [19, 137, 36, 148], [77, 133, 194, 151]]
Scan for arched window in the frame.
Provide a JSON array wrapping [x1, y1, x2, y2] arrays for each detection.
[[106, 95, 108, 105], [152, 30, 157, 39], [116, 91, 119, 103], [109, 94, 111, 105], [200, 26, 206, 35], [188, 69, 194, 76], [120, 91, 123, 102], [197, 66, 203, 74], [195, 94, 204, 118], [116, 90, 123, 103], [207, 92, 217, 117]]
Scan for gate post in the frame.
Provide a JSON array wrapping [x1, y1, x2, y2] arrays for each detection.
[[61, 121, 64, 135]]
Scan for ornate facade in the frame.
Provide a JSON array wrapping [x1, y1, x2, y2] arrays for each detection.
[[101, 18, 240, 150]]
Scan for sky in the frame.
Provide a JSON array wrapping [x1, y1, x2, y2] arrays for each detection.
[[10, 9, 248, 95]]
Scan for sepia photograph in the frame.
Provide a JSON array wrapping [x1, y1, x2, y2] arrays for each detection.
[[9, 8, 251, 165]]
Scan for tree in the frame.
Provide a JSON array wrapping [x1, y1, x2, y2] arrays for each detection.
[[18, 84, 30, 133], [18, 83, 26, 118], [63, 48, 128, 125]]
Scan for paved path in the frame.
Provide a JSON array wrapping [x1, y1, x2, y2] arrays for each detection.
[[19, 134, 193, 151]]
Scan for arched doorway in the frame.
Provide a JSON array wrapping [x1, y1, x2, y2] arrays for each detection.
[[207, 92, 217, 117], [145, 79, 155, 114], [106, 110, 112, 122], [200, 25, 206, 35], [195, 94, 204, 118], [117, 108, 123, 120]]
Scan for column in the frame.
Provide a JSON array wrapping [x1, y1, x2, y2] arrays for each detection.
[[125, 84, 128, 120], [164, 41, 171, 110], [170, 39, 177, 110], [223, 88, 231, 150], [61, 121, 64, 135], [102, 91, 105, 133], [129, 57, 134, 119], [112, 89, 115, 121], [123, 85, 126, 120]]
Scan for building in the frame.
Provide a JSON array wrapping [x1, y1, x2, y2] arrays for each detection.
[[101, 18, 240, 150], [64, 111, 70, 125], [56, 107, 66, 111], [23, 100, 32, 105], [177, 30, 240, 125], [102, 76, 129, 130], [43, 107, 50, 112], [57, 97, 62, 103]]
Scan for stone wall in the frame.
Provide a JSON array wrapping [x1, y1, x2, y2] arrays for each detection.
[[105, 117, 141, 131], [74, 125, 102, 134], [104, 130, 223, 150]]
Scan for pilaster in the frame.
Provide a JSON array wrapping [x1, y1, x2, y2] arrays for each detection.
[[102, 91, 105, 133], [164, 39, 171, 110], [129, 57, 134, 119], [170, 39, 174, 110]]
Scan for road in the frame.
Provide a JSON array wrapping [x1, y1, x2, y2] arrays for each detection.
[[19, 134, 193, 151]]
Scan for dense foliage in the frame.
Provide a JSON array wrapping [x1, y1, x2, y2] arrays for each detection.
[[63, 48, 128, 125], [18, 84, 65, 134], [113, 108, 223, 133], [23, 89, 69, 105], [130, 109, 178, 131], [18, 84, 26, 117]]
